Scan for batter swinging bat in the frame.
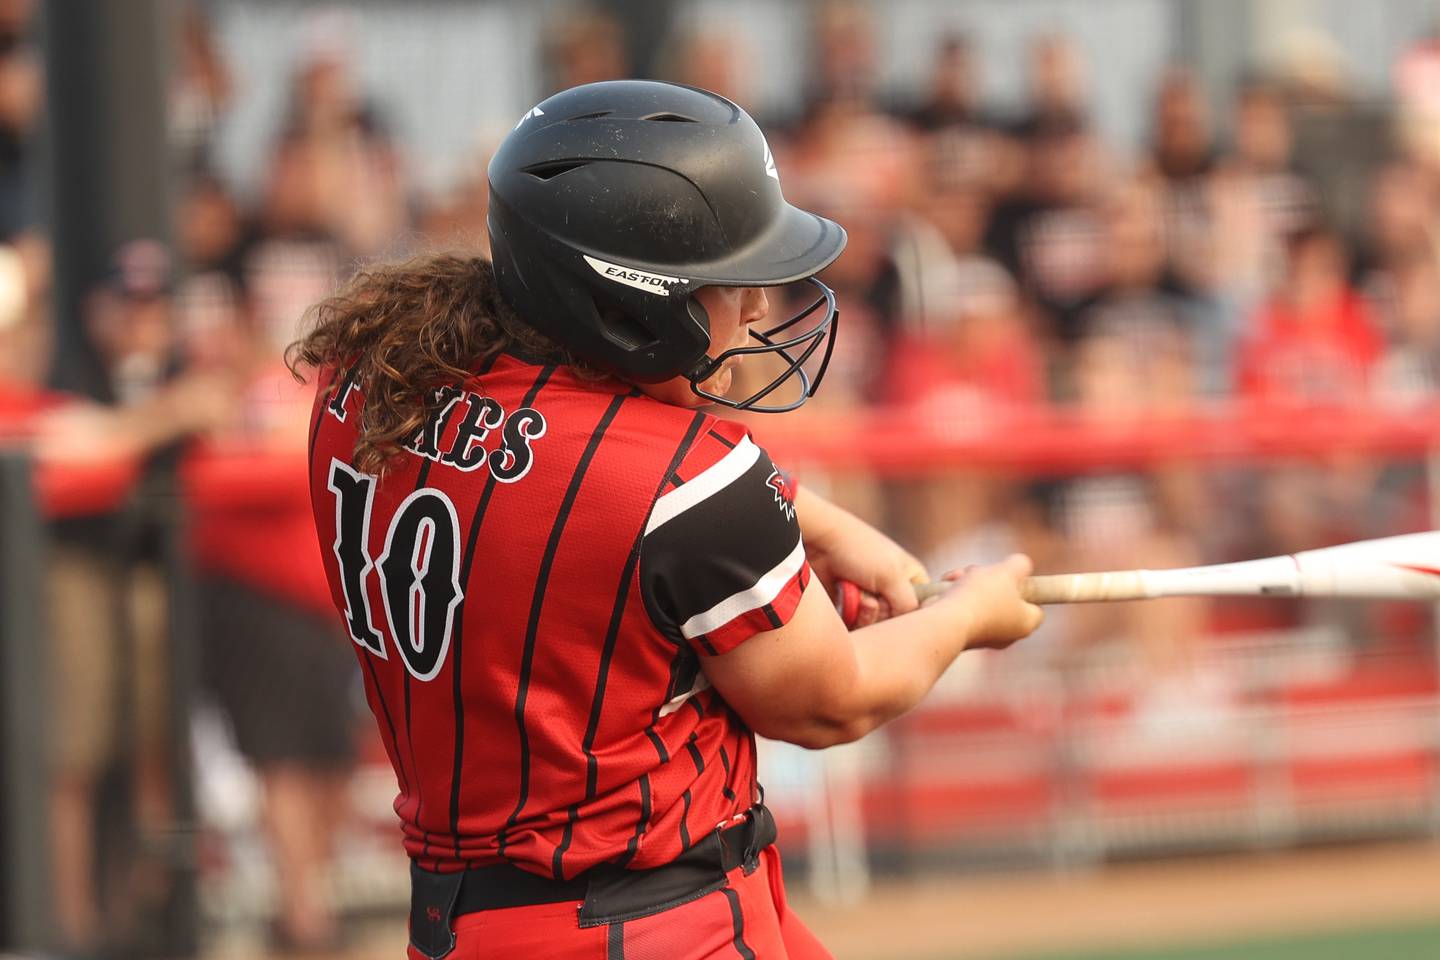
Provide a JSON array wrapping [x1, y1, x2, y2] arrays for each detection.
[[838, 532, 1440, 624]]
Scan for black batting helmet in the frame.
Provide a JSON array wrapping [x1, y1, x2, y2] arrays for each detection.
[[486, 80, 846, 412]]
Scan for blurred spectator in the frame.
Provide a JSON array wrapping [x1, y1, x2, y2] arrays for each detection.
[[806, 0, 883, 112], [1014, 33, 1090, 137], [783, 95, 920, 223], [661, 27, 753, 108], [1235, 225, 1382, 575], [1236, 224, 1382, 404], [178, 171, 248, 277], [902, 35, 1022, 197], [905, 34, 983, 132], [1207, 78, 1317, 304], [545, 5, 629, 92], [1353, 162, 1439, 303], [1230, 76, 1305, 184], [169, 38, 365, 941], [40, 241, 236, 956], [169, 4, 232, 170], [917, 168, 992, 260], [244, 234, 344, 361], [878, 256, 1046, 604], [1376, 250, 1440, 403], [260, 14, 409, 258], [892, 168, 995, 344], [883, 257, 1043, 413], [171, 142, 358, 948], [174, 171, 253, 377], [183, 297, 357, 954], [88, 242, 180, 404], [777, 8, 921, 408], [984, 114, 1108, 331], [1052, 276, 1211, 685], [1148, 68, 1218, 187], [1150, 70, 1221, 303], [1060, 178, 1214, 399]]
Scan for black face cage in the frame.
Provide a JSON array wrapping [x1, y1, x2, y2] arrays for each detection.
[[686, 277, 840, 413]]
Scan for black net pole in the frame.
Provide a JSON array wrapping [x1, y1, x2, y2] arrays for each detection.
[[41, 0, 189, 952], [40, 0, 110, 400], [41, 0, 173, 400], [0, 450, 55, 954]]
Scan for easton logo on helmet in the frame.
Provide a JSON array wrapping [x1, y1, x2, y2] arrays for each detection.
[[582, 254, 687, 297]]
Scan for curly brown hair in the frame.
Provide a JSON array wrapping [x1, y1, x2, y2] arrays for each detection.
[[286, 253, 596, 474]]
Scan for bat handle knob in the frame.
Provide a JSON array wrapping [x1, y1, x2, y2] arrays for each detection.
[[836, 580, 865, 628], [835, 579, 947, 628]]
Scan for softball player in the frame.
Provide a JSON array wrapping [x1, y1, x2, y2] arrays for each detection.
[[293, 80, 1042, 959]]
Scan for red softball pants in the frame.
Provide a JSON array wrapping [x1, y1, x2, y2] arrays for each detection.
[[406, 845, 831, 960]]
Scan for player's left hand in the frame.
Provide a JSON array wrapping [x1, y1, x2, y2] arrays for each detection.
[[796, 488, 927, 627]]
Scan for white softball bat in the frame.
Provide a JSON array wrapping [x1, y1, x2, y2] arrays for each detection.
[[911, 532, 1440, 605]]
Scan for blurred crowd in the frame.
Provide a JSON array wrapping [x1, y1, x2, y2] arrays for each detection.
[[3, 1, 1440, 956]]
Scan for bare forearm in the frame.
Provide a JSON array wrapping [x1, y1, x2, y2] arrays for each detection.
[[802, 602, 972, 746], [704, 551, 1037, 752], [734, 579, 973, 749]]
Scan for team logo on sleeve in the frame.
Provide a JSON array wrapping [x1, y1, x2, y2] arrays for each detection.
[[766, 468, 796, 521]]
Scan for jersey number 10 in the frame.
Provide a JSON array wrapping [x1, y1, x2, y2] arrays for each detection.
[[326, 458, 464, 680]]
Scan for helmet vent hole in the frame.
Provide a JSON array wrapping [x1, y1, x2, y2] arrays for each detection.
[[522, 161, 588, 181], [566, 110, 613, 121], [596, 300, 660, 350], [642, 112, 698, 123]]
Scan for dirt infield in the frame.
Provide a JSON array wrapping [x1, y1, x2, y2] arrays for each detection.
[[791, 840, 1440, 960]]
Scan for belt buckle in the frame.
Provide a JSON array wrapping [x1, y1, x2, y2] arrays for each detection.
[[739, 806, 762, 875]]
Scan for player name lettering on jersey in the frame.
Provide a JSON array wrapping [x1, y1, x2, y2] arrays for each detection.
[[376, 386, 548, 483]]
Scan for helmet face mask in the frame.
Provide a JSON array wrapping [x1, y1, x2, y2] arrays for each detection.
[[686, 277, 840, 413], [486, 80, 846, 411]]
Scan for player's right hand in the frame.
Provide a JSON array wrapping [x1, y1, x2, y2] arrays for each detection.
[[932, 554, 1044, 650]]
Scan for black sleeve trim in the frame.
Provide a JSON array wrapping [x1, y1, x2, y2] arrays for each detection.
[[640, 447, 801, 642]]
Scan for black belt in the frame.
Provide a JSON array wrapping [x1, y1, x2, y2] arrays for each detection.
[[409, 804, 777, 960]]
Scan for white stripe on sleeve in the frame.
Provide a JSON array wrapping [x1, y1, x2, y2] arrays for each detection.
[[680, 539, 806, 640], [644, 435, 760, 535]]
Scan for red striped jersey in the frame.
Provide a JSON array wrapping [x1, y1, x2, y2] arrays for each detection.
[[307, 352, 810, 878]]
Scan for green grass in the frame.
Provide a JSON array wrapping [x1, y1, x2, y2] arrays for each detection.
[[1001, 919, 1440, 960]]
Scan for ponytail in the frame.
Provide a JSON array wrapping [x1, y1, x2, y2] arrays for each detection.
[[287, 254, 593, 473]]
